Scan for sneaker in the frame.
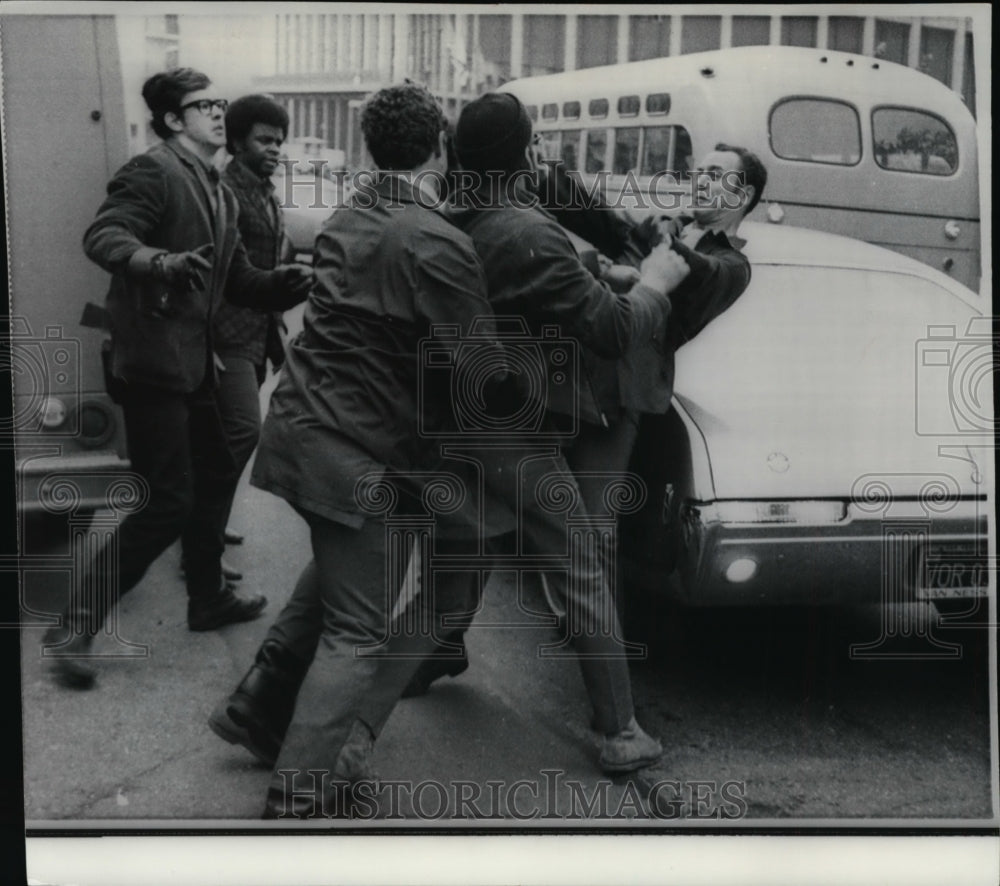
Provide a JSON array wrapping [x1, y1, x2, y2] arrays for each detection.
[[599, 717, 663, 774], [188, 590, 267, 632]]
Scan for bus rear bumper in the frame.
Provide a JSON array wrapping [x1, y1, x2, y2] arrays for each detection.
[[17, 451, 136, 516]]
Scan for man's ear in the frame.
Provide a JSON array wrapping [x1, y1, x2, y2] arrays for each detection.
[[741, 184, 756, 214], [163, 110, 185, 135]]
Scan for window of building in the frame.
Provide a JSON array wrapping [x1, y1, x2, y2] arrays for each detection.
[[828, 16, 863, 53], [563, 101, 581, 120], [781, 16, 818, 47], [578, 15, 617, 69], [479, 14, 512, 74], [618, 95, 640, 117], [164, 14, 178, 35], [919, 26, 955, 87], [641, 125, 693, 176], [542, 103, 559, 121], [524, 14, 565, 76], [561, 130, 581, 170], [612, 128, 640, 174], [629, 15, 670, 61], [525, 104, 538, 122], [770, 98, 861, 165], [680, 16, 721, 54], [585, 129, 608, 173], [165, 49, 178, 69], [588, 98, 609, 118], [731, 16, 770, 47], [872, 107, 957, 175], [874, 19, 909, 65]]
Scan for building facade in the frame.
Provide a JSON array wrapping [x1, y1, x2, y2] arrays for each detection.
[[248, 10, 977, 167]]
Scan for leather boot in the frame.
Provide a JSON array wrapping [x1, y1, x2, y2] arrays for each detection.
[[208, 640, 308, 766], [43, 618, 97, 690]]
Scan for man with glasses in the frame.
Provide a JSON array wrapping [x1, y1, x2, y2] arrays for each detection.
[[45, 68, 313, 690]]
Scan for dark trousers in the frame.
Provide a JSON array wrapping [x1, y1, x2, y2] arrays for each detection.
[[68, 382, 238, 631], [194, 355, 262, 536]]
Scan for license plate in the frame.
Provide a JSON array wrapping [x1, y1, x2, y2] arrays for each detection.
[[915, 550, 991, 599]]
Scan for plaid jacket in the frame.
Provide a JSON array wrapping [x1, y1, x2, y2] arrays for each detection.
[[215, 157, 288, 365]]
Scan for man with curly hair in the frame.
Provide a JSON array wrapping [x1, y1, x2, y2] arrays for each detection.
[[223, 82, 501, 818]]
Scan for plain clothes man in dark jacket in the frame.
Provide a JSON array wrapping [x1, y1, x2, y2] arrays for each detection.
[[239, 84, 503, 818], [45, 68, 312, 690]]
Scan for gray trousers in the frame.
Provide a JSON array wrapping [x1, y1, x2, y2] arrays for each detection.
[[263, 445, 638, 810]]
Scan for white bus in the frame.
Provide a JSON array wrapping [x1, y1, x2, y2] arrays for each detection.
[[504, 46, 981, 292]]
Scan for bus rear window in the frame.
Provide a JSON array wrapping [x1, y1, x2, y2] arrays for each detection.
[[770, 98, 861, 165], [613, 128, 640, 174], [641, 125, 693, 176], [585, 129, 608, 173], [872, 107, 957, 175]]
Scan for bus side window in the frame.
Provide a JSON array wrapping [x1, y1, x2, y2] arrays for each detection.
[[613, 127, 640, 174], [585, 129, 608, 173], [674, 127, 693, 177], [561, 129, 581, 171], [640, 125, 694, 177], [872, 107, 957, 175], [538, 130, 562, 163], [770, 98, 861, 165]]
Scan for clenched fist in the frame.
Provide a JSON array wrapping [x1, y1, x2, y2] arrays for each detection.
[[153, 243, 214, 292], [277, 263, 314, 301], [639, 241, 690, 294]]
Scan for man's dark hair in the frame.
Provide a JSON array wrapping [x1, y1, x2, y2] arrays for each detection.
[[142, 68, 212, 140], [360, 83, 446, 170], [225, 94, 289, 154], [716, 143, 767, 216], [454, 93, 533, 176]]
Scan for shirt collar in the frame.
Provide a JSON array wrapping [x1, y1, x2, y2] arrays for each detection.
[[167, 138, 222, 183], [680, 217, 746, 251]]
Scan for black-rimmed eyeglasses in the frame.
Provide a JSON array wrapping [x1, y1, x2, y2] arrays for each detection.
[[179, 98, 229, 115]]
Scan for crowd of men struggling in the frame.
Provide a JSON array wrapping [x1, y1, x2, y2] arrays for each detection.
[[42, 67, 766, 819]]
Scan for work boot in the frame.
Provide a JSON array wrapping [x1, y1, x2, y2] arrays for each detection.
[[43, 618, 97, 690], [207, 640, 308, 766], [599, 717, 663, 774], [188, 586, 267, 632], [400, 637, 469, 698]]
